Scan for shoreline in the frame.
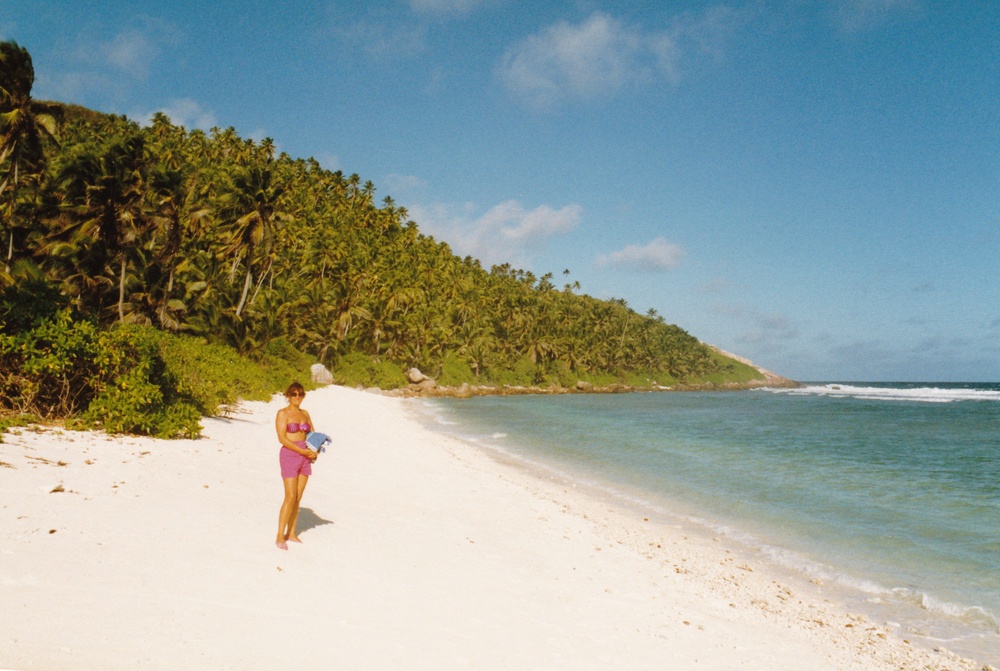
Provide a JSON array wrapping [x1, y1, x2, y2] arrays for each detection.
[[371, 374, 801, 400], [0, 385, 985, 670], [411, 393, 999, 666], [371, 347, 799, 398], [380, 377, 801, 399]]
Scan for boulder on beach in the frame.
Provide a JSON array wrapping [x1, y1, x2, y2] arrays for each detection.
[[407, 368, 430, 384], [311, 363, 334, 385]]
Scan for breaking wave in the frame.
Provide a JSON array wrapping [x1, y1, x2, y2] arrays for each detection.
[[762, 383, 1000, 403]]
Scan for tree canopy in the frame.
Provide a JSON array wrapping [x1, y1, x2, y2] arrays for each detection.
[[1, 41, 763, 404]]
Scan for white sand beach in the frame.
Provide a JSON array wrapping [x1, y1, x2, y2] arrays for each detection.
[[0, 385, 984, 670]]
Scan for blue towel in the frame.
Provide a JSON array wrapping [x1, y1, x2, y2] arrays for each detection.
[[305, 431, 332, 453]]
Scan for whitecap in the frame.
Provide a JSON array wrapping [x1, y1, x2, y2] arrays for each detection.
[[762, 384, 1000, 404]]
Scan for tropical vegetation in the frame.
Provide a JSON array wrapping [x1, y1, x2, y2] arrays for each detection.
[[0, 41, 769, 437]]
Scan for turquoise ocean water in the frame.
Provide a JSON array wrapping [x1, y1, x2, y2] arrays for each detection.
[[416, 383, 1000, 664]]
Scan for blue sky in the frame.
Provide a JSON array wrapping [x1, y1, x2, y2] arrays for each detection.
[[5, 0, 999, 381]]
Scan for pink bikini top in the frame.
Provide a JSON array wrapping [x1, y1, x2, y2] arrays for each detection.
[[286, 422, 311, 433]]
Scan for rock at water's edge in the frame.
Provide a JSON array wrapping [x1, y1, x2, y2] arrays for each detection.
[[407, 368, 430, 384]]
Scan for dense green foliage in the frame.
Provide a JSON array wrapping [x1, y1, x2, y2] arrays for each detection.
[[0, 311, 307, 437], [0, 42, 764, 435]]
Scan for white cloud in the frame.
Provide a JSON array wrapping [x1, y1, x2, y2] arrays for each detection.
[[498, 8, 739, 109], [408, 200, 582, 267], [136, 98, 218, 131], [498, 13, 639, 107], [81, 19, 180, 79], [383, 173, 428, 195], [101, 29, 158, 78], [36, 19, 179, 103], [596, 237, 684, 272], [479, 200, 580, 241], [34, 70, 112, 103]]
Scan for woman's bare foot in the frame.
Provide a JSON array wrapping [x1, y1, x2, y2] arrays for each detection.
[[275, 540, 288, 550]]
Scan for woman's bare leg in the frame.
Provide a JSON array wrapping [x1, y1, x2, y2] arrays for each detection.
[[276, 476, 299, 548], [287, 475, 309, 542]]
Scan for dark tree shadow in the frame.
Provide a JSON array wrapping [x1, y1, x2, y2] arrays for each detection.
[[297, 507, 334, 534]]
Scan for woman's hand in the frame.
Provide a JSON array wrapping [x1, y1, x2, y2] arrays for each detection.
[[304, 448, 318, 462]]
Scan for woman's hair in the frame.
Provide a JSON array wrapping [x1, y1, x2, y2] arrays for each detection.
[[284, 381, 305, 398]]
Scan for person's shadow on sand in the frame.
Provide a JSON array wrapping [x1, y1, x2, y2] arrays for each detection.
[[297, 508, 333, 535]]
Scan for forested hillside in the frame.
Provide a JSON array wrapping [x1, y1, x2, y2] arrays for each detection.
[[1, 42, 776, 435]]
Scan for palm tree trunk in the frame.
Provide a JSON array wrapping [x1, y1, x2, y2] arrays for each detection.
[[235, 265, 252, 317], [248, 258, 272, 309], [118, 256, 127, 322], [4, 163, 17, 272], [618, 313, 631, 354]]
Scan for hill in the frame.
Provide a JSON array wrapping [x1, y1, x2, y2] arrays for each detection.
[[0, 42, 794, 434]]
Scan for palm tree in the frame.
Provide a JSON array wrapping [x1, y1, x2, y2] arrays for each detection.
[[0, 41, 60, 272], [219, 161, 286, 317], [57, 136, 148, 322], [143, 162, 192, 328]]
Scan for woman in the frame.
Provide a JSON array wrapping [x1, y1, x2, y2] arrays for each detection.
[[275, 381, 318, 550]]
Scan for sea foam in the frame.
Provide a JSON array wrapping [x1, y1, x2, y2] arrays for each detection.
[[763, 383, 1000, 403]]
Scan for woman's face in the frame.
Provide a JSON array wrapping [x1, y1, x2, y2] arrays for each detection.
[[288, 389, 305, 406]]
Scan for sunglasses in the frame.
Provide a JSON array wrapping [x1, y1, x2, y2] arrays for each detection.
[[290, 391, 305, 398]]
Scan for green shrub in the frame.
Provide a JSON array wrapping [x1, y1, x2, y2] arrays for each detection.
[[622, 370, 658, 388], [264, 337, 313, 370], [685, 351, 764, 385], [155, 330, 302, 410], [76, 325, 310, 437], [438, 353, 475, 386], [573, 370, 619, 387], [0, 310, 103, 417], [154, 332, 237, 413], [1, 313, 312, 438], [73, 324, 202, 438], [333, 353, 405, 389], [486, 357, 538, 387], [76, 363, 201, 439], [548, 359, 575, 387], [372, 360, 406, 389]]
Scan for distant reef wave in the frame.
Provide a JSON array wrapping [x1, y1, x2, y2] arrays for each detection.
[[763, 383, 1000, 403]]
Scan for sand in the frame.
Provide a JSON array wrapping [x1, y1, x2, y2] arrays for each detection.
[[0, 385, 985, 670]]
